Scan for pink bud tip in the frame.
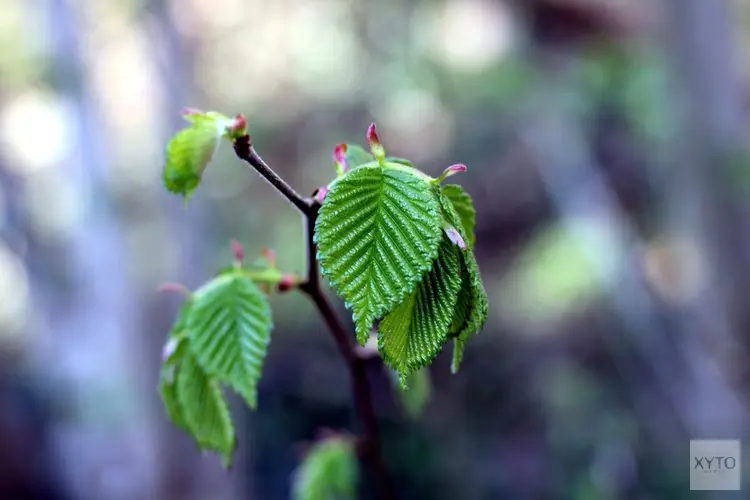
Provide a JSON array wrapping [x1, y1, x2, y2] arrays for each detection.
[[445, 226, 467, 250], [367, 123, 385, 160], [231, 240, 245, 265], [162, 338, 179, 361], [181, 107, 201, 117], [445, 164, 467, 175], [262, 248, 276, 267], [436, 163, 467, 183], [315, 186, 329, 204], [333, 143, 348, 174], [277, 273, 297, 293], [230, 113, 247, 134], [157, 282, 191, 297]]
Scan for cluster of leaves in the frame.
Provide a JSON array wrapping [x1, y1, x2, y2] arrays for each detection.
[[315, 125, 488, 385], [159, 111, 487, 472], [159, 248, 283, 466]]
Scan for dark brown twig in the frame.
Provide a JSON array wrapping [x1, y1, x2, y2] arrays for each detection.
[[233, 136, 396, 500]]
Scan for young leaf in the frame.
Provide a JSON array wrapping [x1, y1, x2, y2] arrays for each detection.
[[378, 237, 462, 383], [175, 349, 236, 467], [292, 436, 358, 500], [442, 184, 476, 247], [159, 300, 193, 432], [389, 368, 432, 420], [186, 271, 272, 408], [315, 165, 443, 344], [437, 189, 488, 373], [163, 120, 222, 201], [159, 337, 191, 433]]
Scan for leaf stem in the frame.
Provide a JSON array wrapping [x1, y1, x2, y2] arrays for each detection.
[[233, 134, 396, 500]]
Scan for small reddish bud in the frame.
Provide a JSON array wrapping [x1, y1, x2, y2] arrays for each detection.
[[261, 248, 276, 267], [315, 185, 329, 204], [444, 226, 467, 250], [231, 239, 245, 265], [366, 123, 385, 161], [226, 113, 248, 139], [277, 273, 298, 293], [436, 163, 467, 183], [333, 143, 348, 174]]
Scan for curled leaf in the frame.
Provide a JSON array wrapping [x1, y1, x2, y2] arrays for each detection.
[[163, 121, 222, 202]]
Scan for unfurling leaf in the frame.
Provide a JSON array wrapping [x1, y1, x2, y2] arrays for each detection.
[[163, 109, 246, 203], [378, 237, 462, 383], [163, 123, 221, 201], [292, 436, 358, 500], [390, 368, 432, 420], [187, 270, 272, 409], [438, 188, 488, 372], [442, 184, 477, 248], [315, 165, 443, 344]]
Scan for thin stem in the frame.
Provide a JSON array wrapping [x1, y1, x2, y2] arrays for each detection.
[[234, 135, 396, 500], [234, 135, 313, 215]]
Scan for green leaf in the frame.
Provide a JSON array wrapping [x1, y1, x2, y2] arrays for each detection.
[[159, 337, 190, 433], [390, 368, 432, 420], [159, 300, 192, 432], [442, 184, 476, 247], [163, 120, 222, 202], [315, 165, 443, 344], [186, 271, 272, 408], [292, 436, 358, 500], [437, 190, 488, 373], [378, 237, 462, 382], [344, 144, 376, 170], [175, 349, 236, 467]]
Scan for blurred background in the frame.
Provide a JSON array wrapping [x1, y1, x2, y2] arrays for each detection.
[[2, 0, 750, 498]]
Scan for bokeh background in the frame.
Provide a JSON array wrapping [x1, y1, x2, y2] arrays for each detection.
[[2, 0, 750, 498]]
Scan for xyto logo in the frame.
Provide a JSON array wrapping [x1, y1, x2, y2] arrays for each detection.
[[693, 456, 737, 474]]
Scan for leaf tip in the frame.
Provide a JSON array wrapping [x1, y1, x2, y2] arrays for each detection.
[[366, 123, 385, 161]]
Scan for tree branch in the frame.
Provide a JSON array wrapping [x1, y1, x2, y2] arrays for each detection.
[[234, 135, 314, 215], [233, 136, 396, 500]]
